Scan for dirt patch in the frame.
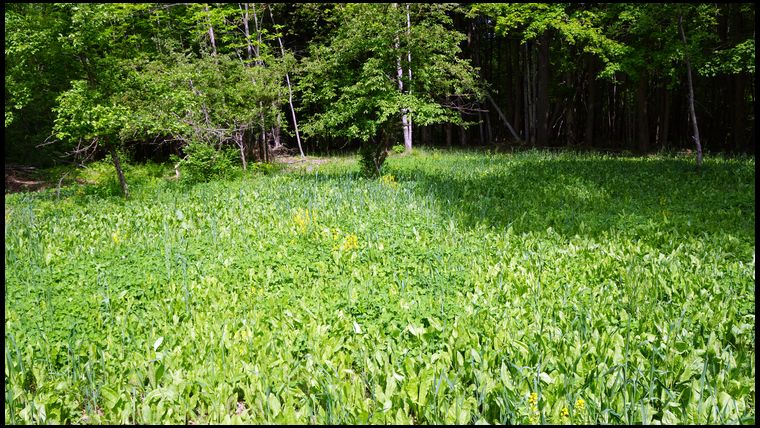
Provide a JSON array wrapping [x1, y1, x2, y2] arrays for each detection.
[[5, 165, 50, 194], [276, 156, 330, 172]]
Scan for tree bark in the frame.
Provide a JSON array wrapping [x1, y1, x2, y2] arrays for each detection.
[[523, 42, 532, 145], [394, 4, 412, 153], [205, 5, 217, 57], [584, 61, 596, 147], [679, 13, 703, 169], [536, 34, 550, 147], [445, 123, 452, 148], [486, 93, 521, 141], [661, 88, 671, 150], [109, 144, 129, 198], [251, 4, 263, 66], [241, 3, 253, 62], [485, 110, 493, 145], [269, 6, 305, 158], [236, 130, 247, 171], [734, 74, 746, 152], [565, 71, 576, 146], [405, 3, 413, 152], [636, 74, 650, 153], [272, 113, 282, 148], [511, 39, 522, 140], [421, 125, 430, 146]]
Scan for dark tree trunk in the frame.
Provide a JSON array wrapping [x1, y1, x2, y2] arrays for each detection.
[[478, 112, 485, 145], [445, 123, 452, 148], [661, 88, 671, 150], [109, 144, 129, 198], [679, 13, 703, 169], [512, 39, 523, 139], [564, 71, 576, 146], [536, 34, 550, 147], [636, 75, 650, 153], [734, 74, 746, 152], [584, 64, 596, 147], [485, 110, 493, 145]]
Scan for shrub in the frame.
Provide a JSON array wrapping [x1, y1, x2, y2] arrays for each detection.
[[359, 140, 388, 178], [173, 142, 237, 183]]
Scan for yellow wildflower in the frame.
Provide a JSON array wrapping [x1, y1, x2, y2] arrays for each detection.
[[527, 392, 539, 424], [561, 406, 569, 419], [340, 233, 359, 252], [529, 392, 538, 407], [380, 174, 399, 189], [575, 398, 585, 412], [293, 208, 311, 233], [112, 231, 121, 245]]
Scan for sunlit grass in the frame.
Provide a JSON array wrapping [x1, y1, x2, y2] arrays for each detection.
[[5, 149, 755, 424]]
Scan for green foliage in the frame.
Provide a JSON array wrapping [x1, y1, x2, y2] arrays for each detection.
[[4, 151, 755, 424], [471, 3, 628, 80], [359, 139, 388, 178], [174, 142, 237, 183], [249, 162, 282, 176], [701, 39, 755, 76], [392, 144, 405, 154], [4, 3, 81, 164], [299, 3, 482, 171]]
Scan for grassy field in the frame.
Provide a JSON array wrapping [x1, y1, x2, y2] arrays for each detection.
[[4, 149, 755, 424]]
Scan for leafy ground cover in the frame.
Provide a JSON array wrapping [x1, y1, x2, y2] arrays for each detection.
[[4, 149, 755, 424]]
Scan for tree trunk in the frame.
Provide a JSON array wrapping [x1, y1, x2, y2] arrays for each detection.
[[251, 4, 263, 66], [269, 6, 305, 158], [237, 131, 247, 171], [241, 3, 253, 62], [734, 74, 746, 152], [421, 125, 430, 146], [536, 34, 549, 147], [486, 93, 521, 141], [679, 13, 703, 169], [523, 42, 531, 144], [511, 39, 522, 140], [272, 112, 282, 148], [636, 74, 650, 153], [394, 4, 412, 153], [661, 88, 671, 150], [405, 4, 413, 152], [485, 110, 493, 145], [584, 61, 596, 147], [109, 144, 129, 198], [205, 5, 217, 56], [565, 71, 576, 146], [445, 123, 452, 148]]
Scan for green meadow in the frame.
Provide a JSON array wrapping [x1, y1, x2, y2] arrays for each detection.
[[4, 150, 755, 424]]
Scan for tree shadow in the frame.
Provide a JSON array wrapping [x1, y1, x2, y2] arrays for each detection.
[[381, 151, 754, 247]]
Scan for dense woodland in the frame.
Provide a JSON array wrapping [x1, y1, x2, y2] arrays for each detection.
[[5, 3, 756, 187], [4, 4, 756, 425]]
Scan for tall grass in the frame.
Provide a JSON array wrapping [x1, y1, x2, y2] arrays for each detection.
[[4, 150, 755, 424]]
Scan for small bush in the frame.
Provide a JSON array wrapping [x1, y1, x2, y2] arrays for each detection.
[[173, 142, 237, 183], [359, 141, 388, 178], [250, 162, 281, 176], [392, 144, 405, 154]]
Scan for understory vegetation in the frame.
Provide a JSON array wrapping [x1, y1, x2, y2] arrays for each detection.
[[4, 150, 755, 424]]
